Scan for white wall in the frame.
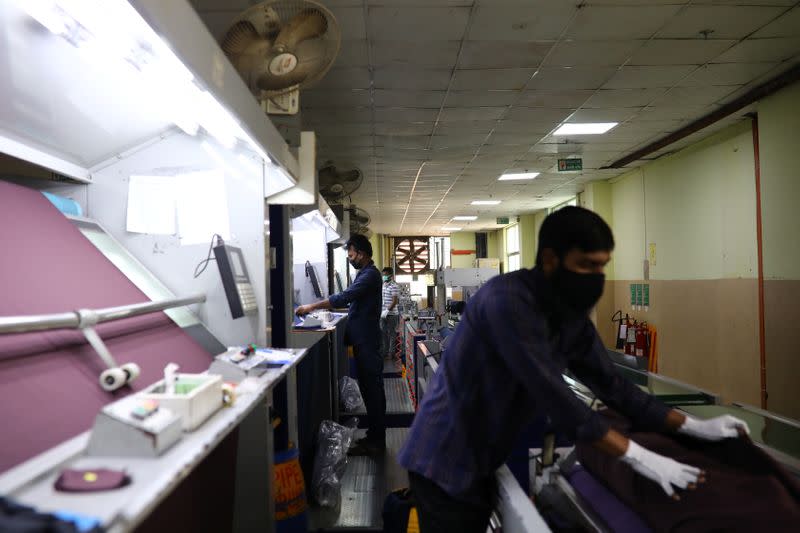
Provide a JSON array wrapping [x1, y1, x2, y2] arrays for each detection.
[[88, 133, 268, 347]]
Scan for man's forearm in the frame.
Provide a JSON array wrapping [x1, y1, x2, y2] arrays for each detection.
[[592, 427, 630, 457], [389, 296, 398, 310], [310, 299, 333, 312], [665, 409, 686, 431]]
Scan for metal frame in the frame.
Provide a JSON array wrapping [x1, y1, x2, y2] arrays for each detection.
[[0, 294, 206, 334]]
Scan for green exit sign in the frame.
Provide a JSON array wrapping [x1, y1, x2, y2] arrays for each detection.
[[558, 158, 583, 171], [496, 217, 510, 225]]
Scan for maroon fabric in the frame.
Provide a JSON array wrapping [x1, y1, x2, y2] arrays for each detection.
[[0, 180, 213, 473], [576, 409, 800, 533]]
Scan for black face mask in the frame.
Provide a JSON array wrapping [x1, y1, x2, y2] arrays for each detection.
[[551, 267, 605, 317], [349, 254, 362, 270]]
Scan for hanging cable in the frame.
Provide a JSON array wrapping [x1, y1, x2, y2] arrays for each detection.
[[193, 234, 224, 278]]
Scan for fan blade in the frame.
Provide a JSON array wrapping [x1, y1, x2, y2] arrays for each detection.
[[274, 9, 327, 51], [221, 20, 260, 56]]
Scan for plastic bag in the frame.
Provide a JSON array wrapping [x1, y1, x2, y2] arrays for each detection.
[[311, 419, 358, 508], [339, 376, 364, 412]]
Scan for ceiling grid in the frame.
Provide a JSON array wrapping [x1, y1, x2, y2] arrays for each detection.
[[190, 0, 800, 234]]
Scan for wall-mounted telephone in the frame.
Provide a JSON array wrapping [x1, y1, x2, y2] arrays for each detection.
[[305, 260, 323, 299], [214, 243, 257, 319]]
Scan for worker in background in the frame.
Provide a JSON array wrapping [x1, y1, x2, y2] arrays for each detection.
[[398, 207, 750, 533], [296, 234, 386, 456], [380, 267, 400, 361]]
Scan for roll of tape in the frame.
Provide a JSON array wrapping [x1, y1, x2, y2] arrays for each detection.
[[222, 383, 236, 407]]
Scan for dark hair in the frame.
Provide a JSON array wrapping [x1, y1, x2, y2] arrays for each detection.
[[382, 267, 393, 276], [346, 234, 373, 257], [536, 206, 614, 266]]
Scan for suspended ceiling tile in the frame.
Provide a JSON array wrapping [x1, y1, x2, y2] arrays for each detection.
[[374, 67, 452, 89], [330, 6, 368, 40], [302, 89, 372, 108], [654, 85, 741, 106], [493, 120, 555, 134], [368, 7, 470, 41], [527, 67, 618, 90], [628, 39, 737, 66], [305, 107, 373, 123], [753, 7, 800, 38], [584, 88, 668, 108], [373, 90, 446, 108], [319, 134, 374, 147], [678, 62, 779, 86], [566, 5, 683, 40], [509, 107, 575, 124], [376, 135, 430, 149], [467, 5, 578, 41], [602, 65, 697, 88], [374, 107, 441, 122], [314, 67, 372, 89], [451, 68, 537, 90], [715, 37, 800, 63], [445, 90, 520, 107], [489, 132, 547, 145], [435, 121, 497, 134], [430, 130, 486, 147], [439, 107, 508, 121], [478, 144, 529, 156], [657, 6, 787, 39], [458, 41, 555, 69], [517, 89, 595, 108], [374, 122, 435, 136], [334, 41, 370, 68], [312, 123, 374, 136], [544, 40, 642, 67], [371, 41, 461, 68]]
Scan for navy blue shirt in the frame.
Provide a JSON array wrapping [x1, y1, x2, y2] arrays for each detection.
[[398, 267, 670, 499], [329, 262, 382, 345]]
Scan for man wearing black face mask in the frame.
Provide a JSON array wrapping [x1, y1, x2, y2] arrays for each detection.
[[296, 234, 386, 455], [398, 207, 748, 533]]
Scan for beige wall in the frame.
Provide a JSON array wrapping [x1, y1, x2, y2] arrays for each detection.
[[757, 81, 800, 419], [450, 231, 476, 268], [519, 214, 537, 269], [597, 121, 762, 406]]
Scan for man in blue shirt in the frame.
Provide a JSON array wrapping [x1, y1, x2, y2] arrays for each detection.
[[296, 234, 386, 455], [398, 207, 749, 532]]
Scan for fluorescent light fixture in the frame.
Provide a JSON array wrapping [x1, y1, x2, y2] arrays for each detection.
[[553, 122, 618, 136], [452, 215, 478, 221], [498, 172, 540, 181], [441, 227, 462, 231], [471, 200, 501, 206]]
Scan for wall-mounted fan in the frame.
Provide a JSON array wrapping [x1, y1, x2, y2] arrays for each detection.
[[394, 237, 430, 274], [319, 161, 363, 204], [220, 0, 341, 113], [347, 205, 370, 236]]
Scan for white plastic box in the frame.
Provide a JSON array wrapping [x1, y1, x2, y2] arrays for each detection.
[[141, 373, 223, 431]]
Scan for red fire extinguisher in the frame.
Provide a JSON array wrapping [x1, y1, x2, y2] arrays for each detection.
[[635, 322, 648, 357], [625, 319, 637, 355]]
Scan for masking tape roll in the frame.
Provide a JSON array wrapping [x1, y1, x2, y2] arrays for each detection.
[[222, 383, 236, 407]]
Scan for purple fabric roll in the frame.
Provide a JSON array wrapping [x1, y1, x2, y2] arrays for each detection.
[[0, 180, 213, 473], [566, 465, 652, 533]]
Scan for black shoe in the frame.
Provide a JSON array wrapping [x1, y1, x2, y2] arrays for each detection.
[[348, 437, 386, 456]]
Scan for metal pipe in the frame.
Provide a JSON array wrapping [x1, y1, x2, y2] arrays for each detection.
[[752, 116, 768, 409], [0, 294, 206, 334]]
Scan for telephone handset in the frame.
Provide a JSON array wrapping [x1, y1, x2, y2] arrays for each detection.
[[214, 243, 257, 319]]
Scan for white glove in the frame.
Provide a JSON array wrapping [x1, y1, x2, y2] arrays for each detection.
[[621, 440, 702, 497], [678, 415, 750, 441], [380, 309, 389, 319]]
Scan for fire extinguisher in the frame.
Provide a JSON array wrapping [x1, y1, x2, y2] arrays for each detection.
[[612, 311, 629, 350], [625, 319, 637, 355], [635, 322, 648, 357]]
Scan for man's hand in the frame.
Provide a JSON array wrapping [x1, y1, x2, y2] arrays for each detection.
[[295, 304, 313, 316], [381, 309, 389, 319], [622, 440, 704, 499], [678, 415, 750, 441]]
